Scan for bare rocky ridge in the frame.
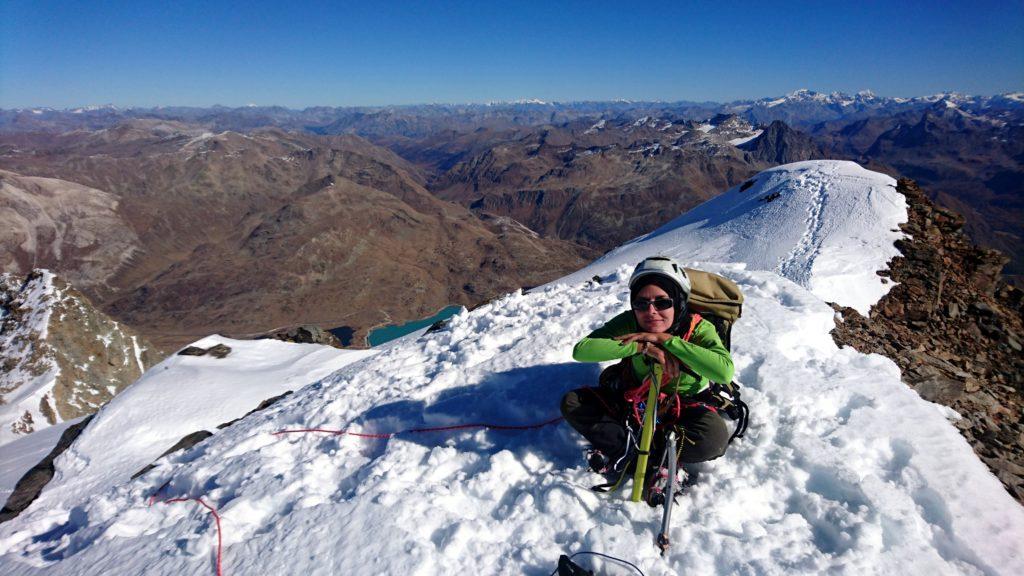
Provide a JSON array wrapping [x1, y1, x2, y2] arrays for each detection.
[[0, 270, 159, 445], [831, 179, 1024, 502]]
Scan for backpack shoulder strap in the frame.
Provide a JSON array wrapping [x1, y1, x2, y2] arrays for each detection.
[[681, 313, 702, 342]]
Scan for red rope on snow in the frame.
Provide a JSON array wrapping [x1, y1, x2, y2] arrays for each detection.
[[271, 415, 564, 438], [135, 416, 561, 576], [149, 495, 224, 576]]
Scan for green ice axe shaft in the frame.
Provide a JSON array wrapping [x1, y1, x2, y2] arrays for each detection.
[[630, 363, 663, 502]]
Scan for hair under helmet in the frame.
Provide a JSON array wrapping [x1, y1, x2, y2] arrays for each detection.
[[629, 256, 691, 333]]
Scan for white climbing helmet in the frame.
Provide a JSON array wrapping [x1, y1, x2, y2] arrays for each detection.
[[629, 256, 691, 301]]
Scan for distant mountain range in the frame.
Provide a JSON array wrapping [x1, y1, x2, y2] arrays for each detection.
[[0, 89, 1020, 348], [4, 89, 1022, 134]]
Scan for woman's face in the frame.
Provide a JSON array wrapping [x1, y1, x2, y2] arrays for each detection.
[[633, 284, 675, 333]]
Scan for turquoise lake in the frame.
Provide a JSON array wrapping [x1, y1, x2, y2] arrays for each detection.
[[367, 305, 463, 346]]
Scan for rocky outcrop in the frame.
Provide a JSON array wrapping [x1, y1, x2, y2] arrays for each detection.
[[256, 325, 343, 348], [832, 178, 1024, 502], [0, 270, 160, 445], [176, 343, 232, 358], [739, 120, 825, 164], [0, 415, 93, 522]]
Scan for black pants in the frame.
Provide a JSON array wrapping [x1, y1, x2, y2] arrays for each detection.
[[560, 387, 730, 464]]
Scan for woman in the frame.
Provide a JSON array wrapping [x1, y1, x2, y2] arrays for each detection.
[[561, 256, 734, 478]]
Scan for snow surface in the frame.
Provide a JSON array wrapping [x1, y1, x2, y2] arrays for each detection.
[[555, 161, 905, 315], [0, 335, 370, 520], [1, 161, 1022, 575]]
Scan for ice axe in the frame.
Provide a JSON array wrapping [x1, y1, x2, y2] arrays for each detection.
[[629, 363, 663, 503]]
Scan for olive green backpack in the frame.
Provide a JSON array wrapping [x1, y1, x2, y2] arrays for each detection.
[[684, 268, 749, 441]]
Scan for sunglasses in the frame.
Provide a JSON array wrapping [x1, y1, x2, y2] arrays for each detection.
[[631, 297, 674, 311]]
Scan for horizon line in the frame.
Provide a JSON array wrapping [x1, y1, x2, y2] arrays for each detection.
[[6, 88, 1024, 112]]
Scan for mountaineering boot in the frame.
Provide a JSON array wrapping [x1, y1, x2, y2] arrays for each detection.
[[587, 449, 610, 474], [586, 439, 634, 476]]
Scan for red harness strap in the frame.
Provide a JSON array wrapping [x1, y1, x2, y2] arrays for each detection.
[[621, 314, 707, 425]]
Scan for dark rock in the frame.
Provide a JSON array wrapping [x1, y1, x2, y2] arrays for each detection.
[[131, 430, 213, 479], [206, 344, 231, 359], [1, 415, 94, 523], [912, 375, 965, 405], [258, 325, 343, 348], [969, 301, 995, 316], [425, 319, 449, 335], [217, 391, 293, 429], [177, 346, 208, 356], [176, 343, 232, 358]]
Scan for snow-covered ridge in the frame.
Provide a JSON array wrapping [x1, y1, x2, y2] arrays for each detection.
[[760, 89, 881, 108], [556, 161, 905, 315], [2, 161, 1022, 575]]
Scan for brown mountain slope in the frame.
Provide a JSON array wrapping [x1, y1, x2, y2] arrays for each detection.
[[425, 116, 820, 251], [0, 170, 141, 287], [0, 123, 596, 348]]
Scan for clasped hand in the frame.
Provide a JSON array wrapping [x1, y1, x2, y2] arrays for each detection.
[[614, 332, 680, 381]]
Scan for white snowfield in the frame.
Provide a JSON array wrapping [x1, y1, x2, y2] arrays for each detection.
[[1, 161, 1022, 575], [0, 335, 371, 522], [556, 161, 906, 315]]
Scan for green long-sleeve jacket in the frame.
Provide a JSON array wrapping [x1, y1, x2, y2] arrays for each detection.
[[572, 311, 734, 396]]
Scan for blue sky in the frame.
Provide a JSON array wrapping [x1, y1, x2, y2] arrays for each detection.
[[1, 0, 1022, 108]]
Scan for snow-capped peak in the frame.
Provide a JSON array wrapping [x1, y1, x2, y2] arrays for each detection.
[[68, 104, 119, 114], [762, 89, 882, 108], [557, 161, 905, 315]]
